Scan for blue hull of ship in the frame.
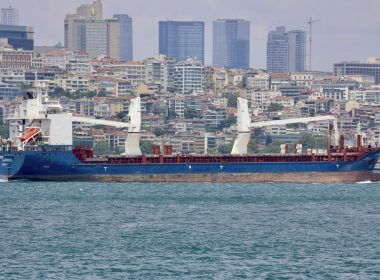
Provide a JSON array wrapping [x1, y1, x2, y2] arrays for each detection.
[[0, 148, 379, 182]]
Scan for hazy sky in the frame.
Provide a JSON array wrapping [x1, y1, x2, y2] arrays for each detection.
[[2, 0, 380, 71]]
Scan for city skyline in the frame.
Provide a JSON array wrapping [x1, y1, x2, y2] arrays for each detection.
[[1, 0, 380, 70]]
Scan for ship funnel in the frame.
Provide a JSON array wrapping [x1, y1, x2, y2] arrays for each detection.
[[124, 97, 142, 156], [231, 98, 251, 155]]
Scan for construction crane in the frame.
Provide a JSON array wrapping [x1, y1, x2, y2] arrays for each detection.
[[307, 17, 320, 71]]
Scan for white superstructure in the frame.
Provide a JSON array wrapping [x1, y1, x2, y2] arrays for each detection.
[[7, 90, 141, 155]]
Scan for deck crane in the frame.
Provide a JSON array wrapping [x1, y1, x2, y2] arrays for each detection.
[[71, 97, 142, 156], [231, 98, 338, 155]]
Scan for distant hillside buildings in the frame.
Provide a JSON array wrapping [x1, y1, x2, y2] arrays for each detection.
[[213, 19, 250, 69], [267, 26, 306, 73]]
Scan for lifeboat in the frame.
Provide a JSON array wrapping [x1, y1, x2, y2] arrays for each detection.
[[20, 128, 40, 142]]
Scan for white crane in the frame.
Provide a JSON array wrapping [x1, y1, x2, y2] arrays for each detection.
[[72, 97, 142, 156], [231, 98, 338, 155]]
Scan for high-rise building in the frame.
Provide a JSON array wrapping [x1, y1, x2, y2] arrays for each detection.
[[73, 19, 108, 57], [212, 19, 250, 68], [267, 26, 288, 73], [287, 30, 306, 72], [267, 26, 306, 73], [64, 1, 133, 60], [159, 21, 204, 64], [64, 0, 103, 51], [1, 6, 19, 26], [0, 25, 34, 50], [111, 14, 133, 61]]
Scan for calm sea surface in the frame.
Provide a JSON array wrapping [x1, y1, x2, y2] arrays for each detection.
[[0, 181, 379, 279]]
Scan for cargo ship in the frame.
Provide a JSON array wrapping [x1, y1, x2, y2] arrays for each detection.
[[0, 91, 379, 183]]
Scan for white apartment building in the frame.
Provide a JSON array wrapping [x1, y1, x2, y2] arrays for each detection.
[[109, 61, 145, 87], [247, 89, 281, 105], [246, 72, 270, 89], [144, 54, 175, 93], [174, 59, 204, 94], [349, 90, 380, 104], [59, 75, 89, 93]]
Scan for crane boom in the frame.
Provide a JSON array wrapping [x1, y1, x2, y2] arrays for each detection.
[[231, 97, 337, 155], [250, 115, 335, 128], [71, 116, 129, 128]]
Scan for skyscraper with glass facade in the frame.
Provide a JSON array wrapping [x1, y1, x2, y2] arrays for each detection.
[[212, 19, 250, 68], [288, 30, 306, 72], [112, 14, 133, 61], [267, 26, 306, 73], [159, 21, 205, 64]]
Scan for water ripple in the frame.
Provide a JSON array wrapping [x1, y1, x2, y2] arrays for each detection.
[[0, 181, 379, 279]]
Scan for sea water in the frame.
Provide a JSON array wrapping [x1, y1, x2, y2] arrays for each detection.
[[0, 181, 379, 279]]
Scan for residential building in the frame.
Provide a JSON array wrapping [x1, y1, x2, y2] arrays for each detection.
[[334, 59, 380, 84], [0, 25, 34, 50], [174, 59, 204, 94], [66, 52, 90, 74], [213, 19, 250, 68], [159, 21, 205, 64], [144, 54, 176, 92], [267, 26, 306, 73], [248, 89, 281, 105], [109, 61, 146, 87], [246, 72, 270, 89], [0, 46, 33, 70], [1, 6, 19, 25], [59, 75, 89, 93], [0, 82, 21, 100]]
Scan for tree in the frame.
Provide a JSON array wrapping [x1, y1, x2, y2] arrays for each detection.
[[140, 140, 153, 155], [299, 133, 327, 150], [218, 117, 236, 130], [51, 87, 71, 98], [207, 147, 218, 155], [116, 111, 127, 120], [153, 128, 165, 137], [165, 110, 177, 122], [265, 135, 272, 145], [227, 95, 238, 108], [217, 142, 234, 154], [94, 141, 110, 155], [261, 141, 282, 154], [184, 107, 201, 119], [267, 103, 284, 112], [97, 90, 107, 97], [247, 138, 259, 154]]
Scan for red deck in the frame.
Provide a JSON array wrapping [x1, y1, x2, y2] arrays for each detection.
[[73, 146, 378, 165]]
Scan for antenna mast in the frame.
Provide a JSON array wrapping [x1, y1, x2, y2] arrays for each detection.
[[307, 17, 320, 71]]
